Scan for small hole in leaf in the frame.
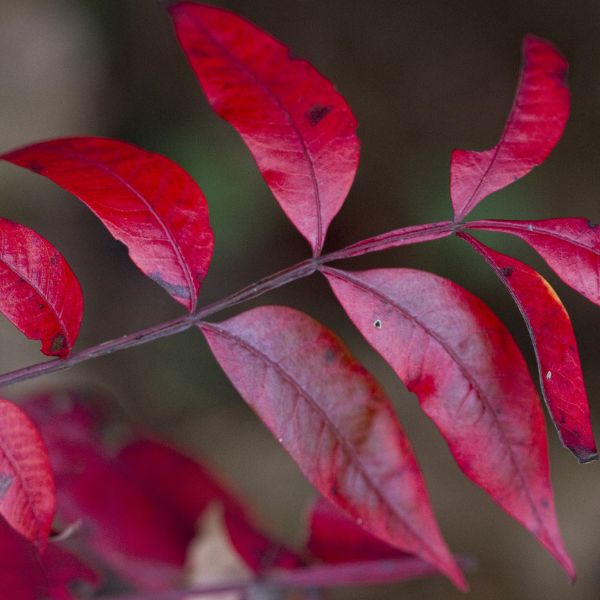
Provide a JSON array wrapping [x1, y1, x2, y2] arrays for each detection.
[[374, 319, 382, 329]]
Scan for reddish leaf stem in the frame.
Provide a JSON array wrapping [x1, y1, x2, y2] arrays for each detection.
[[0, 221, 456, 389]]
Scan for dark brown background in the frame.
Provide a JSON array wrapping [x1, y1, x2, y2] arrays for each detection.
[[1, 1, 600, 598]]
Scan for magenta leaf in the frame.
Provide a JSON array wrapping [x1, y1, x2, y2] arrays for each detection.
[[451, 35, 569, 221], [2, 137, 214, 312], [0, 398, 55, 551], [200, 306, 466, 590], [117, 438, 301, 572], [42, 543, 100, 600], [0, 516, 98, 600], [168, 2, 360, 256], [461, 233, 597, 463], [323, 266, 574, 579], [467, 218, 600, 307], [307, 496, 410, 564], [23, 395, 188, 591], [0, 219, 82, 358], [0, 515, 50, 600]]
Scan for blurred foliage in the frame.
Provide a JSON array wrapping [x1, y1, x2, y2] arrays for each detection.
[[1, 1, 600, 598]]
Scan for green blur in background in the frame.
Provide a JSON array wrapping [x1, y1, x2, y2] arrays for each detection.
[[1, 1, 600, 598]]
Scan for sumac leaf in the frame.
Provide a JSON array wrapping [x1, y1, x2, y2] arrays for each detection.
[[168, 2, 359, 256], [200, 306, 466, 590], [451, 35, 569, 221], [467, 218, 600, 307], [117, 438, 300, 572], [2, 137, 214, 311], [0, 219, 82, 358], [461, 233, 597, 463], [0, 398, 55, 550], [323, 267, 574, 578]]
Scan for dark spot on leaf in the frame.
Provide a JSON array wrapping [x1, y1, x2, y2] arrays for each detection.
[[373, 319, 382, 329], [324, 348, 336, 363], [541, 498, 549, 509], [0, 474, 13, 499], [500, 267, 514, 278], [28, 161, 45, 174], [576, 449, 599, 464], [50, 334, 66, 355], [306, 104, 332, 127], [409, 375, 437, 398]]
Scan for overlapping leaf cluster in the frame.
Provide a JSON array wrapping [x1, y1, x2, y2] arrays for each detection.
[[0, 1, 597, 596]]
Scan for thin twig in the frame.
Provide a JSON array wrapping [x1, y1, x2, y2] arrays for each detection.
[[0, 221, 456, 388]]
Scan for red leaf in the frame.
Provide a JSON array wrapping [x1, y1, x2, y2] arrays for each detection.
[[42, 543, 100, 600], [451, 35, 569, 221], [168, 2, 359, 256], [0, 219, 82, 357], [461, 234, 597, 463], [323, 267, 574, 579], [200, 306, 466, 590], [0, 514, 49, 600], [467, 218, 600, 307], [2, 137, 214, 312], [0, 398, 55, 551], [24, 397, 188, 591], [0, 516, 98, 600], [307, 496, 409, 564], [117, 438, 301, 572]]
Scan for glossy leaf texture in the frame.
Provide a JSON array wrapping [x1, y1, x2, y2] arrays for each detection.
[[2, 137, 214, 311], [0, 398, 55, 550], [0, 218, 82, 358], [23, 393, 187, 591], [323, 267, 574, 578], [451, 35, 569, 221], [461, 233, 597, 463], [200, 306, 466, 590], [307, 496, 410, 564], [117, 438, 301, 572], [168, 2, 359, 256], [468, 218, 600, 307]]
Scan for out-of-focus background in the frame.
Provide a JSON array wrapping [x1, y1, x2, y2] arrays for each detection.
[[1, 1, 600, 598]]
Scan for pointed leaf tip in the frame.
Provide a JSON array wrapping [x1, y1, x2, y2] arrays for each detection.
[[324, 266, 574, 578], [451, 34, 569, 220], [2, 137, 214, 312], [168, 2, 359, 255], [461, 234, 597, 463], [200, 306, 466, 589]]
